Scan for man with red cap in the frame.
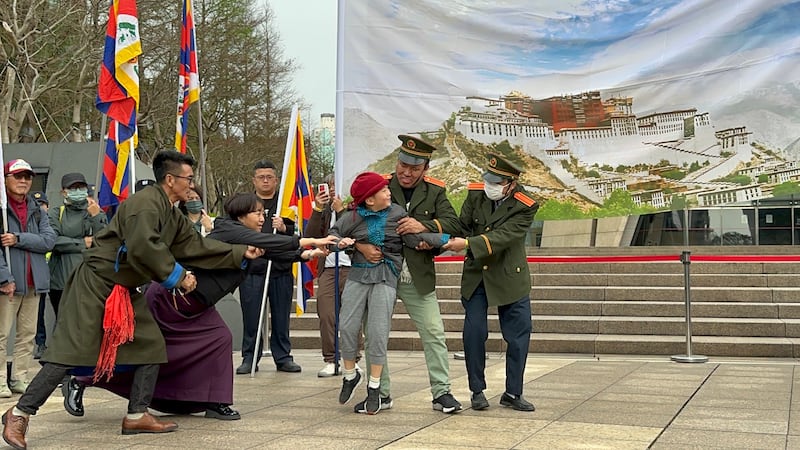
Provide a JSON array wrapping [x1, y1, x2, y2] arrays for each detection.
[[0, 159, 56, 399], [331, 172, 449, 415]]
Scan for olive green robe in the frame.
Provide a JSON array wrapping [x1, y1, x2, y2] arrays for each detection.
[[42, 185, 247, 367]]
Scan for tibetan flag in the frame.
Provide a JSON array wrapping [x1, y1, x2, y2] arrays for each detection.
[[174, 0, 200, 153], [279, 113, 316, 315], [96, 0, 141, 212]]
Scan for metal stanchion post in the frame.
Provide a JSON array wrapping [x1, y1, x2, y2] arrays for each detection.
[[671, 250, 708, 363]]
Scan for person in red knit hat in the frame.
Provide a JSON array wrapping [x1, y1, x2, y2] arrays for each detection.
[[329, 172, 450, 415]]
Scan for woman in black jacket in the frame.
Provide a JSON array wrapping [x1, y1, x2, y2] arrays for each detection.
[[63, 193, 333, 421]]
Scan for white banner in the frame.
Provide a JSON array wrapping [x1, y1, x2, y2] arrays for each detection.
[[341, 1, 800, 206]]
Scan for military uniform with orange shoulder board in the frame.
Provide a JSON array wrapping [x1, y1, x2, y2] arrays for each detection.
[[456, 152, 538, 412]]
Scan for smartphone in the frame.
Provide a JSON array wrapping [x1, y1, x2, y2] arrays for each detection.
[[318, 183, 329, 195]]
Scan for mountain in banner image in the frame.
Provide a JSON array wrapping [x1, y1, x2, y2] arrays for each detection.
[[364, 123, 598, 211]]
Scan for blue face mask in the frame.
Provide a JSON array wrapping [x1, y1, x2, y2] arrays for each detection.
[[185, 200, 204, 214], [66, 188, 89, 204]]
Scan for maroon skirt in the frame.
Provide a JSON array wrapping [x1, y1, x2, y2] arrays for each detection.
[[82, 283, 234, 413]]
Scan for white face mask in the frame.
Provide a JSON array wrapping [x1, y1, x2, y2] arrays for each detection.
[[483, 181, 506, 201]]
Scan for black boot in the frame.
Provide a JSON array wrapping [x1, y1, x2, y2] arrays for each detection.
[[61, 377, 85, 417]]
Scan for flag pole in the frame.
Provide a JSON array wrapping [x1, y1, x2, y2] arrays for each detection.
[[333, 0, 347, 373], [129, 126, 137, 194], [251, 104, 299, 377], [95, 114, 108, 200], [193, 5, 208, 207], [0, 127, 11, 269]]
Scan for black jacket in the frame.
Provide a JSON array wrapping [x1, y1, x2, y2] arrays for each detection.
[[188, 217, 303, 305]]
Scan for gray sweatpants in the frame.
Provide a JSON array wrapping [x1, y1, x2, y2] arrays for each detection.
[[339, 280, 396, 365]]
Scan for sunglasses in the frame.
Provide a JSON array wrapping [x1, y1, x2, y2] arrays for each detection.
[[6, 172, 33, 181]]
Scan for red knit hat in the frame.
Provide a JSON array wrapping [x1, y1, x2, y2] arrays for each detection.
[[350, 172, 388, 206]]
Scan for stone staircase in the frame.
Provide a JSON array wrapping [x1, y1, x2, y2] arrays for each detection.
[[288, 246, 800, 358]]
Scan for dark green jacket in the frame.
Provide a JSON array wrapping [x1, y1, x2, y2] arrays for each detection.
[[458, 183, 538, 306], [387, 174, 460, 294], [48, 203, 108, 290]]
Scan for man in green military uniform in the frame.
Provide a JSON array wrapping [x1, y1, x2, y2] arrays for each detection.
[[355, 134, 462, 414], [2, 151, 264, 450], [443, 153, 538, 412]]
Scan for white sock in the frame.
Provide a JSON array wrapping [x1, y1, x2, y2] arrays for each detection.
[[126, 412, 145, 420], [368, 376, 380, 389], [11, 407, 28, 418], [344, 368, 357, 381]]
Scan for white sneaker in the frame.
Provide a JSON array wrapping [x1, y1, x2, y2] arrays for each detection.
[[0, 384, 10, 398], [317, 363, 338, 378]]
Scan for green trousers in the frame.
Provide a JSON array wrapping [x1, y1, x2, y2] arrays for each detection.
[[366, 280, 451, 399]]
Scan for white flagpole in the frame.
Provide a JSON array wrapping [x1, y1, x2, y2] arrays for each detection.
[[95, 114, 108, 201], [332, 0, 347, 371], [129, 126, 137, 194], [252, 104, 299, 377], [0, 126, 10, 269], [193, 1, 208, 208], [334, 0, 345, 193]]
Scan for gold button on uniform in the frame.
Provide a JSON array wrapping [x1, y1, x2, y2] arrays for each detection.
[[482, 265, 488, 270], [516, 267, 520, 272], [485, 227, 491, 231]]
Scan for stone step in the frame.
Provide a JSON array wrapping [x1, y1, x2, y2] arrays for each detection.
[[290, 312, 800, 338], [288, 330, 798, 358], [437, 272, 800, 288], [540, 301, 800, 319]]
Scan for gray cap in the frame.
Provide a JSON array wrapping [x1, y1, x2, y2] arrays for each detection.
[[61, 172, 88, 189]]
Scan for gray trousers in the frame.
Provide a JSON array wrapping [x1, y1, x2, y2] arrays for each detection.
[[339, 280, 396, 365]]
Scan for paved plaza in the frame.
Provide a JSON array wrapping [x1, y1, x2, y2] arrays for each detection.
[[2, 350, 799, 449]]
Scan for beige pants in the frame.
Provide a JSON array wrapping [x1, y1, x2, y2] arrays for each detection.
[[0, 290, 39, 383]]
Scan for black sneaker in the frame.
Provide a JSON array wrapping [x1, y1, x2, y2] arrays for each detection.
[[471, 391, 489, 410], [338, 371, 362, 404], [432, 392, 462, 414], [499, 392, 535, 411], [354, 395, 393, 413], [364, 386, 381, 415]]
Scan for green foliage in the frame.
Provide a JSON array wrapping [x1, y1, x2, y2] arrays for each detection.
[[758, 174, 769, 183], [656, 159, 672, 167], [720, 151, 733, 157], [615, 165, 629, 173], [600, 164, 613, 172], [661, 169, 686, 180], [688, 161, 702, 173], [585, 169, 600, 178], [712, 174, 752, 185], [534, 199, 589, 220], [772, 181, 800, 197], [447, 189, 469, 215]]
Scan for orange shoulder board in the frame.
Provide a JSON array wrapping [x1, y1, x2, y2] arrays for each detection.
[[467, 182, 484, 190], [382, 173, 393, 180], [423, 176, 445, 188], [514, 192, 536, 207]]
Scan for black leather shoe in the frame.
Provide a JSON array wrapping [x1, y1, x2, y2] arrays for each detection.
[[499, 392, 535, 411], [235, 363, 258, 375], [204, 403, 241, 421], [471, 391, 489, 410], [276, 361, 301, 373], [61, 377, 85, 417]]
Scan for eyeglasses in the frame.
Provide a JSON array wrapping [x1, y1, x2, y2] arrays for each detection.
[[254, 175, 276, 181], [169, 173, 195, 184], [6, 172, 33, 181]]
